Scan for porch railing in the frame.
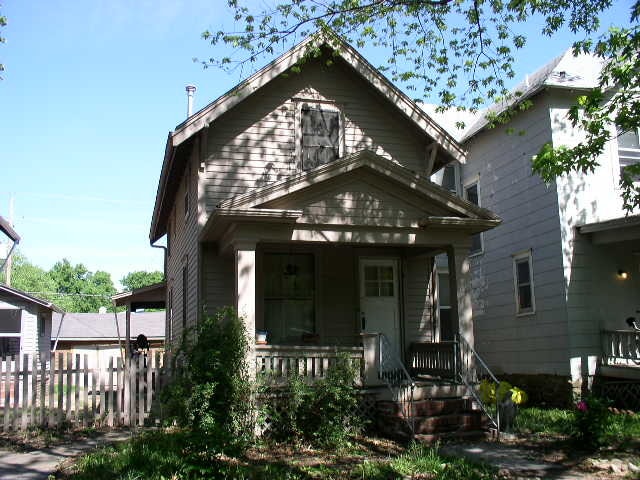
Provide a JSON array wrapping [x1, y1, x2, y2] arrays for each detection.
[[409, 341, 457, 379], [602, 330, 640, 366], [378, 333, 415, 438], [254, 345, 364, 383]]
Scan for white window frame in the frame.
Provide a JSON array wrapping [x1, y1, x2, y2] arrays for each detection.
[[616, 126, 640, 186], [512, 249, 536, 316], [295, 100, 344, 172], [463, 179, 483, 256]]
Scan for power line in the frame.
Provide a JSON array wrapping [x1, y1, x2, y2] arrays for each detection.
[[24, 291, 113, 298]]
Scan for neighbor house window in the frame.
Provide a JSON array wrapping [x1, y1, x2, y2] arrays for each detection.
[[617, 127, 640, 182], [513, 250, 535, 315], [38, 314, 45, 337], [0, 309, 21, 357], [264, 253, 315, 343], [300, 104, 341, 171], [464, 181, 483, 255]]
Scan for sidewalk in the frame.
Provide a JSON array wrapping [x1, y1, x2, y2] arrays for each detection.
[[0, 430, 134, 480]]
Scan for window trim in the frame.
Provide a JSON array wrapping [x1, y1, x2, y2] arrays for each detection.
[[463, 179, 484, 256], [295, 100, 344, 172], [512, 249, 536, 316], [616, 126, 640, 186]]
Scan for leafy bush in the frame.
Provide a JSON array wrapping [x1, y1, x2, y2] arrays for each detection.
[[478, 379, 527, 405], [160, 307, 254, 450], [264, 353, 363, 448], [573, 394, 611, 450]]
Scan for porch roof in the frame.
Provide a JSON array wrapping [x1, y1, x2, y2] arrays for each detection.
[[578, 214, 640, 244], [202, 150, 500, 247]]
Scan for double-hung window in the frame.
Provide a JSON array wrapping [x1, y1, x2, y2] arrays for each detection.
[[300, 104, 341, 171], [464, 181, 483, 255], [617, 127, 640, 183], [513, 250, 535, 315]]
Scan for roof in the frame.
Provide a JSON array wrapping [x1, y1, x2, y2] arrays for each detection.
[[150, 30, 467, 243], [0, 284, 63, 313], [52, 311, 165, 340], [461, 48, 603, 141], [0, 216, 20, 243], [577, 214, 640, 244], [112, 282, 166, 310], [202, 150, 500, 240]]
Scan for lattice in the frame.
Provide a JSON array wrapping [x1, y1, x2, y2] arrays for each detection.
[[595, 381, 640, 411]]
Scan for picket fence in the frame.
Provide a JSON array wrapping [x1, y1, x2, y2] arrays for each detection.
[[0, 352, 169, 431]]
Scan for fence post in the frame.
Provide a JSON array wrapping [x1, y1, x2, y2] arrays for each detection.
[[3, 356, 12, 431], [21, 354, 29, 430]]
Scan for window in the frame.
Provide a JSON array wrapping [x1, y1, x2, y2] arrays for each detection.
[[182, 265, 187, 329], [617, 127, 640, 182], [0, 338, 20, 357], [513, 250, 535, 315], [464, 182, 483, 255], [0, 309, 21, 357], [431, 163, 460, 195], [437, 271, 454, 341], [363, 265, 395, 297], [300, 104, 341, 171], [264, 253, 315, 343], [38, 314, 45, 337]]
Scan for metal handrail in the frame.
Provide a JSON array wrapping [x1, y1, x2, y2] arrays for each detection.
[[456, 334, 500, 433], [378, 333, 415, 438]]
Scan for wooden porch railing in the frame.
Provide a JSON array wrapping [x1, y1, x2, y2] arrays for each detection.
[[254, 345, 364, 382], [602, 330, 640, 366], [409, 341, 457, 379]]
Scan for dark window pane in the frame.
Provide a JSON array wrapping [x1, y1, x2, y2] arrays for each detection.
[[470, 233, 482, 254], [440, 309, 454, 341], [465, 184, 479, 206], [518, 285, 532, 310], [438, 273, 451, 308], [364, 266, 378, 282], [0, 310, 21, 334], [442, 165, 457, 192], [302, 108, 339, 170], [618, 128, 640, 150], [516, 259, 530, 284], [365, 283, 379, 297], [379, 266, 393, 281], [379, 282, 394, 297], [0, 337, 20, 357]]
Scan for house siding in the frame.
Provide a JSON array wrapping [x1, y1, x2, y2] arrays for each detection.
[[462, 92, 569, 375], [201, 56, 429, 214], [0, 294, 51, 359], [403, 255, 435, 347]]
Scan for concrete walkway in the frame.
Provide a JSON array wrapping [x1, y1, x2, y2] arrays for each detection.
[[440, 441, 584, 479], [0, 431, 134, 480]]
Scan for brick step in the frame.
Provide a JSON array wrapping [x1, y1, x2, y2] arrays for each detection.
[[377, 397, 474, 417], [376, 412, 487, 437]]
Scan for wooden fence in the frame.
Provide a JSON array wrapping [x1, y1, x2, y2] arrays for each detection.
[[0, 352, 167, 431]]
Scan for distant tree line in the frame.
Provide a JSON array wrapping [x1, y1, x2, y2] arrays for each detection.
[[0, 252, 163, 313]]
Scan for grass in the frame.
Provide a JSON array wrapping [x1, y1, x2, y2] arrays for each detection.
[[515, 406, 640, 446], [58, 430, 496, 480]]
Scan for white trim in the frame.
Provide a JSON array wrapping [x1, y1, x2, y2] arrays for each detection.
[[512, 249, 536, 316], [463, 179, 484, 256]]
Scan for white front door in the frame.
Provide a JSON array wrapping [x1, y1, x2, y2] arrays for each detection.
[[359, 258, 401, 352]]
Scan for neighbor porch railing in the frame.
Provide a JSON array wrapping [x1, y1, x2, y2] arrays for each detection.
[[254, 344, 364, 382], [602, 330, 640, 366]]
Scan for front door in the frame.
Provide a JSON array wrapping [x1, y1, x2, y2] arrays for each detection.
[[359, 258, 401, 352]]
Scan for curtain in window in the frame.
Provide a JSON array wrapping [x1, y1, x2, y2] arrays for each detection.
[[301, 108, 339, 170]]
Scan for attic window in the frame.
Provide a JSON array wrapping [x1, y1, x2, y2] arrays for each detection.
[[300, 105, 341, 171]]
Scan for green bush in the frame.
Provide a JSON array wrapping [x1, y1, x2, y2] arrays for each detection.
[[264, 353, 363, 448], [573, 395, 611, 450], [160, 307, 254, 450]]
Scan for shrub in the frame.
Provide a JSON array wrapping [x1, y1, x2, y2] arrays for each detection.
[[160, 307, 254, 450], [573, 394, 611, 450]]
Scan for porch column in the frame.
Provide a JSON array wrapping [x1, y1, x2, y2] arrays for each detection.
[[447, 245, 473, 346], [234, 243, 257, 375]]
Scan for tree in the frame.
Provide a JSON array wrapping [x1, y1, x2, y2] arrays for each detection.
[[120, 270, 164, 292], [206, 0, 639, 212], [1, 252, 58, 303], [49, 259, 116, 313]]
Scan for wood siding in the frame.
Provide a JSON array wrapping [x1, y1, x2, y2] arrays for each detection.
[[461, 92, 569, 375], [403, 255, 435, 347]]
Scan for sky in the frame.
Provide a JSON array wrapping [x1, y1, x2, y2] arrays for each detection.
[[0, 0, 635, 290]]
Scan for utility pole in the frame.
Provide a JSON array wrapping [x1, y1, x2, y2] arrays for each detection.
[[5, 196, 14, 286]]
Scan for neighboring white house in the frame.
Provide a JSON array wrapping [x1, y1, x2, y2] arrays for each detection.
[[431, 49, 640, 395], [0, 284, 62, 360]]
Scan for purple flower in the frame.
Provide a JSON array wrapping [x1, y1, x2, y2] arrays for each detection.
[[576, 401, 588, 412]]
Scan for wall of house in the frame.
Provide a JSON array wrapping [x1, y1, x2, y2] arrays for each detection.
[[165, 140, 201, 348], [199, 55, 430, 215], [0, 293, 50, 359], [403, 254, 435, 346], [461, 92, 570, 375], [549, 90, 639, 373]]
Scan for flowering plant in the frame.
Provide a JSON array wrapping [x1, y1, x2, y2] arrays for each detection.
[[573, 395, 610, 450], [478, 380, 528, 405]]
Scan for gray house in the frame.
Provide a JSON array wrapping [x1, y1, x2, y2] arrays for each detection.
[[0, 284, 61, 360], [150, 32, 503, 435], [432, 49, 640, 402]]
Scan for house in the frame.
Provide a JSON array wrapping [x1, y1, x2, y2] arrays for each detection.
[[431, 49, 640, 403], [51, 310, 164, 368], [0, 283, 61, 360], [149, 31, 503, 434]]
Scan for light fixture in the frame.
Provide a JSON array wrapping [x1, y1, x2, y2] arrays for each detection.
[[617, 269, 629, 280]]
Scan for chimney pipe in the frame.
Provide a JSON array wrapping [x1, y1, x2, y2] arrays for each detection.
[[186, 85, 196, 117]]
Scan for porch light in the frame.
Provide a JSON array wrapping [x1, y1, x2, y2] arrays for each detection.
[[617, 269, 629, 280]]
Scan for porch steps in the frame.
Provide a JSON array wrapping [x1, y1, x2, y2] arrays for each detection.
[[375, 396, 488, 441]]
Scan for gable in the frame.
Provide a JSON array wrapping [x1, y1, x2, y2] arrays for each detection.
[[260, 170, 458, 227]]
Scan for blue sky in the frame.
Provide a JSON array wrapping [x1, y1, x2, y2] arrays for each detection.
[[0, 0, 634, 289]]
